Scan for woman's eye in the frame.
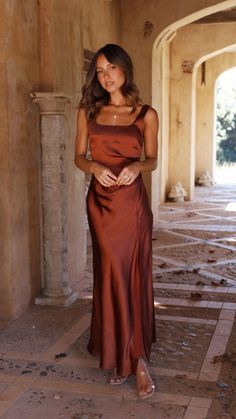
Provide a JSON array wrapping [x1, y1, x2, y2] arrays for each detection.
[[110, 65, 116, 71], [96, 69, 103, 75]]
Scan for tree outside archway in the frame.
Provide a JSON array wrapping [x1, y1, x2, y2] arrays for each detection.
[[215, 67, 236, 183]]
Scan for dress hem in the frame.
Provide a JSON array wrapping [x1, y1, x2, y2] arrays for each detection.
[[87, 341, 156, 377]]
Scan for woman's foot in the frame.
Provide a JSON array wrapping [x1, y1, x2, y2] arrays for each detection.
[[136, 358, 155, 399], [108, 368, 128, 385]]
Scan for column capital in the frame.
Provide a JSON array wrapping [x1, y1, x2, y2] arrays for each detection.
[[30, 92, 71, 115]]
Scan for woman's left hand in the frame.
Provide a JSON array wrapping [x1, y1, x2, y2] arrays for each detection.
[[116, 162, 141, 185]]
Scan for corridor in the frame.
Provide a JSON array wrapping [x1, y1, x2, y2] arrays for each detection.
[[0, 185, 236, 418]]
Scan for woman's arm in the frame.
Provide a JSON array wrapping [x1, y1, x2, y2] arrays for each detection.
[[74, 107, 96, 173], [74, 108, 117, 186], [117, 107, 158, 185]]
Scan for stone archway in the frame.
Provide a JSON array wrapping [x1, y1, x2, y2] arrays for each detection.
[[194, 53, 236, 185], [151, 0, 236, 227]]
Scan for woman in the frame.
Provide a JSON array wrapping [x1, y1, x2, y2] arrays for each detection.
[[75, 43, 158, 399]]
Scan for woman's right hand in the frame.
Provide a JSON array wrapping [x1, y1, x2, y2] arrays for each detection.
[[91, 163, 117, 187]]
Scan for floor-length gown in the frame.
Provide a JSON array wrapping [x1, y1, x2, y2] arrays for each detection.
[[86, 105, 156, 376]]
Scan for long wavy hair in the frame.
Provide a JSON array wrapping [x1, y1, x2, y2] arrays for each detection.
[[80, 44, 142, 120]]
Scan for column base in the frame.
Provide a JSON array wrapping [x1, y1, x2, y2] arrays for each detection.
[[35, 291, 79, 307]]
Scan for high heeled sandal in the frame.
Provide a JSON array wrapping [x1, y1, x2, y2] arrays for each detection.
[[136, 360, 155, 399], [108, 369, 128, 385], [137, 370, 155, 399]]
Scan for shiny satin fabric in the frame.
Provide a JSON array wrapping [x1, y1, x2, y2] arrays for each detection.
[[86, 105, 156, 376]]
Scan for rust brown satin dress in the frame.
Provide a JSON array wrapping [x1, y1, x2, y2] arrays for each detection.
[[87, 105, 156, 376]]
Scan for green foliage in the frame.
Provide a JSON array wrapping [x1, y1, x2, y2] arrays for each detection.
[[216, 82, 236, 164]]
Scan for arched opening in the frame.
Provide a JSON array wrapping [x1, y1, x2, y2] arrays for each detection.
[[151, 0, 236, 227], [193, 48, 236, 187], [214, 66, 236, 184]]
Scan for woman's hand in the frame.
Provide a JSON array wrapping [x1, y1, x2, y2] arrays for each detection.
[[92, 163, 118, 187], [117, 107, 159, 186], [116, 162, 141, 186]]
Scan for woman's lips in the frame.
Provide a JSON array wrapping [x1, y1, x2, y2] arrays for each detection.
[[105, 81, 114, 88]]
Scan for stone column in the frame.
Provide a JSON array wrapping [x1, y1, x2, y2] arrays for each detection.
[[31, 92, 78, 306]]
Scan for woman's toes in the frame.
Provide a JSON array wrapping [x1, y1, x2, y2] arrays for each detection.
[[109, 371, 128, 385]]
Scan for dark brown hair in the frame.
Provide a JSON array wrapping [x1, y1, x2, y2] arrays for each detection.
[[79, 43, 142, 120]]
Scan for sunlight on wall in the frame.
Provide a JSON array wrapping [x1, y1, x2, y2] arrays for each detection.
[[225, 202, 236, 211]]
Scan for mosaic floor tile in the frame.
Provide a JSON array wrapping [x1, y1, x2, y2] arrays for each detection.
[[156, 243, 236, 265], [0, 388, 187, 419]]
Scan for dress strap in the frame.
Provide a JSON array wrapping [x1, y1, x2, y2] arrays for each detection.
[[134, 104, 150, 123]]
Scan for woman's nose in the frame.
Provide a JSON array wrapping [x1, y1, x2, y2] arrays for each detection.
[[104, 69, 110, 79]]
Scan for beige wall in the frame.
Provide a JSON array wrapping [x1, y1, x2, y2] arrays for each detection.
[[120, 0, 234, 207], [82, 0, 120, 51], [0, 0, 120, 319], [0, 0, 41, 319], [120, 0, 234, 103], [0, 12, 12, 318], [39, 0, 87, 295], [168, 22, 236, 200], [196, 52, 236, 181]]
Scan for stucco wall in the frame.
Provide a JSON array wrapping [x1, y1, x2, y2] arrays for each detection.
[[0, 8, 11, 318], [0, 0, 41, 319], [168, 22, 236, 200], [196, 52, 236, 181], [49, 0, 120, 293], [120, 0, 235, 103], [0, 0, 121, 319], [82, 0, 120, 51]]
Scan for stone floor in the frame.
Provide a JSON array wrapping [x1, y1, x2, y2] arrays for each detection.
[[0, 184, 236, 419]]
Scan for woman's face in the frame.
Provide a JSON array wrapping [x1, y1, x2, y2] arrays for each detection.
[[96, 54, 125, 93]]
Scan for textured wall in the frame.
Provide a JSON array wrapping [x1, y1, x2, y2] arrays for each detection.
[[41, 0, 121, 293], [39, 0, 87, 294], [168, 23, 236, 199], [0, 0, 121, 319], [120, 0, 232, 202], [196, 52, 236, 180], [0, 0, 41, 319], [120, 0, 235, 103], [82, 0, 121, 51]]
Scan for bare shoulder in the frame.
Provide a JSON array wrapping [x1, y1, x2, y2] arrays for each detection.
[[77, 106, 89, 128], [146, 106, 158, 120], [77, 106, 87, 121], [144, 106, 159, 126]]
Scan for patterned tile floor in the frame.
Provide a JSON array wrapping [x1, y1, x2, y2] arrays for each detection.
[[0, 185, 236, 418]]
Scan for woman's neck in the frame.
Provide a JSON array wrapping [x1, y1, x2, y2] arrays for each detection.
[[109, 92, 126, 107]]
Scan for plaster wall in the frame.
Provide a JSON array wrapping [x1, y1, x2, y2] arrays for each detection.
[[82, 0, 120, 51], [169, 23, 236, 199], [120, 0, 235, 103], [0, 0, 120, 320], [120, 0, 234, 203], [42, 0, 121, 294], [39, 0, 87, 296], [195, 52, 236, 181], [0, 0, 41, 319], [0, 10, 11, 318]]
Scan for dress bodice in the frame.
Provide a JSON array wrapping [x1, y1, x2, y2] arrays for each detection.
[[88, 105, 149, 177]]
